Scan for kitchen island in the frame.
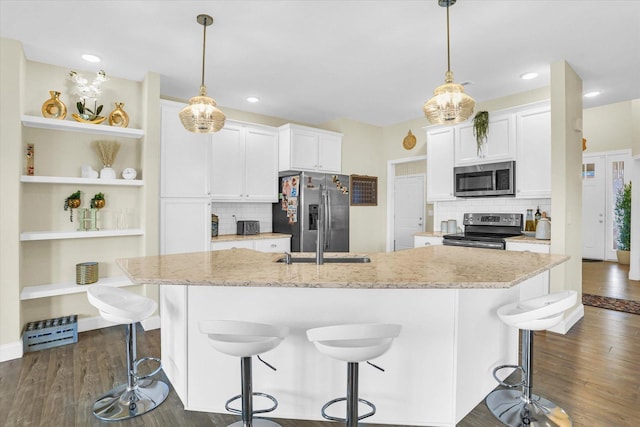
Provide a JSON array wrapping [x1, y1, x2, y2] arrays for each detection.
[[117, 246, 568, 427]]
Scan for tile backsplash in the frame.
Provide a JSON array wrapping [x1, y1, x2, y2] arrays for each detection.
[[211, 202, 273, 235], [435, 198, 551, 232]]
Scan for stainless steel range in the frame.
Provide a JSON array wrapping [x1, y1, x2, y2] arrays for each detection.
[[442, 213, 523, 250]]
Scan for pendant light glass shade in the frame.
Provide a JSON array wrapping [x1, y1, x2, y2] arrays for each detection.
[[423, 1, 475, 125], [179, 14, 226, 133], [423, 71, 475, 124]]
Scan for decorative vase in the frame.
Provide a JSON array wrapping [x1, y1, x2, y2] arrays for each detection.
[[100, 166, 116, 180], [92, 199, 105, 209], [67, 198, 81, 209], [616, 249, 631, 265], [41, 90, 67, 119], [108, 102, 129, 128]]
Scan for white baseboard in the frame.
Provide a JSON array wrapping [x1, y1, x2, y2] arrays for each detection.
[[0, 315, 161, 362], [548, 303, 584, 335], [0, 340, 23, 362]]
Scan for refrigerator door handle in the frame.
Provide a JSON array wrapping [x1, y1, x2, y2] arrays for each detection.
[[325, 190, 331, 249]]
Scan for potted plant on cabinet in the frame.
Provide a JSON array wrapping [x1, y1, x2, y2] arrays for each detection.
[[614, 181, 632, 264]]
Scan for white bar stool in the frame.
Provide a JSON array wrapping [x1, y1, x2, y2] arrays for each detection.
[[86, 285, 169, 421], [486, 290, 578, 427], [306, 323, 401, 427], [199, 320, 289, 427]]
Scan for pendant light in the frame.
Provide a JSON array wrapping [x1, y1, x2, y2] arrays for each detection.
[[179, 14, 226, 133], [423, 0, 475, 125]]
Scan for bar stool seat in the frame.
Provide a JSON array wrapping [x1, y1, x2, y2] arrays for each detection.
[[87, 285, 169, 421], [200, 320, 289, 427], [486, 291, 577, 427], [307, 323, 401, 427]]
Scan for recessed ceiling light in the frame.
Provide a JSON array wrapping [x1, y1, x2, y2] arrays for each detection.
[[81, 54, 101, 63], [584, 91, 601, 98], [246, 97, 260, 103], [520, 72, 539, 80]]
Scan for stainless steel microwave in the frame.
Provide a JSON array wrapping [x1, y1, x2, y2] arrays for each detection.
[[454, 161, 516, 197]]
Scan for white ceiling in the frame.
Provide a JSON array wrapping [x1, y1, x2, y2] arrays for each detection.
[[2, 1, 639, 126]]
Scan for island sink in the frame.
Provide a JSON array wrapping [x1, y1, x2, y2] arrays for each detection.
[[277, 255, 371, 264]]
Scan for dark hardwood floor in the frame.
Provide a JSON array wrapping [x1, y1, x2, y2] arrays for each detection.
[[1, 262, 638, 426]]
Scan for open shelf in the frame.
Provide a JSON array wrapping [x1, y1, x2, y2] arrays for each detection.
[[20, 229, 144, 241], [21, 175, 144, 186], [22, 115, 144, 139], [20, 275, 137, 300]]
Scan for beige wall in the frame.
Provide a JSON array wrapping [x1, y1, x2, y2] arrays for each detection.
[[583, 101, 634, 153], [549, 61, 583, 301], [0, 39, 25, 349]]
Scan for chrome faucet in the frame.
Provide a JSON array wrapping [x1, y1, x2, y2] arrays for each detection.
[[316, 185, 328, 265]]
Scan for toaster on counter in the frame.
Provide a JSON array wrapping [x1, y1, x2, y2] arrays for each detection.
[[236, 220, 260, 235]]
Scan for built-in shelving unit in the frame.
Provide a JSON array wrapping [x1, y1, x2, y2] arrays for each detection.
[[20, 229, 144, 241], [21, 115, 144, 138], [20, 275, 136, 300], [21, 175, 144, 186]]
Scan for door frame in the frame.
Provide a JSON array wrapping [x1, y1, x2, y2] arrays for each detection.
[[386, 156, 426, 252]]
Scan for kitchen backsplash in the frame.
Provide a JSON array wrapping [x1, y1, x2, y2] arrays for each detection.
[[435, 198, 551, 232], [211, 202, 273, 235]]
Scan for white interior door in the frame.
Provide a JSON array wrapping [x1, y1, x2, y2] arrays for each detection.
[[394, 175, 425, 251], [582, 155, 606, 259]]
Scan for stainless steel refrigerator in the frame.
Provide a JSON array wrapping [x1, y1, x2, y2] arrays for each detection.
[[272, 172, 350, 252]]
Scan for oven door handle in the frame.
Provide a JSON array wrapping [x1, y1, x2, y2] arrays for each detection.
[[443, 239, 505, 250]]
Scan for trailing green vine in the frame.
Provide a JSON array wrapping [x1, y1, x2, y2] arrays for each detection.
[[473, 111, 489, 155]]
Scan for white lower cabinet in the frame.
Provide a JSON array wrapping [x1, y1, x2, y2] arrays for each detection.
[[506, 241, 550, 299], [414, 235, 444, 247], [160, 198, 211, 254], [210, 237, 291, 253]]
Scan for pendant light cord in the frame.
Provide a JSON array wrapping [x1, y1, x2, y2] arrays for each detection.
[[446, 4, 451, 73], [201, 16, 208, 87]]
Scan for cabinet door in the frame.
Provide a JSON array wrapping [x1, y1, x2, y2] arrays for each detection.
[[160, 198, 210, 254], [290, 129, 319, 170], [244, 126, 278, 201], [317, 133, 342, 173], [455, 114, 514, 165], [516, 108, 551, 198], [427, 127, 456, 201], [254, 238, 291, 253], [160, 102, 211, 197], [483, 115, 515, 161], [210, 124, 245, 201]]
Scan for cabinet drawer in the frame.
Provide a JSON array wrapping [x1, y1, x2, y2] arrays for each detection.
[[414, 236, 443, 247], [210, 240, 254, 251], [254, 238, 291, 253]]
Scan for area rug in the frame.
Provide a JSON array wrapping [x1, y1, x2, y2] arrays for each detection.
[[582, 293, 640, 315]]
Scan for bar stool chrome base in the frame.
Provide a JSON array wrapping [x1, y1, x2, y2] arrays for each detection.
[[92, 379, 170, 421], [227, 420, 282, 427], [486, 389, 572, 427]]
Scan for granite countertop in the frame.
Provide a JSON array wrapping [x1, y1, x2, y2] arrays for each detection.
[[211, 232, 292, 242], [117, 246, 568, 290]]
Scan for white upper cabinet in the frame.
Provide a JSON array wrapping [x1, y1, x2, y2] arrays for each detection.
[[278, 123, 343, 173], [426, 127, 456, 202], [160, 101, 211, 198], [455, 113, 515, 165], [210, 121, 278, 202], [516, 106, 551, 198]]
